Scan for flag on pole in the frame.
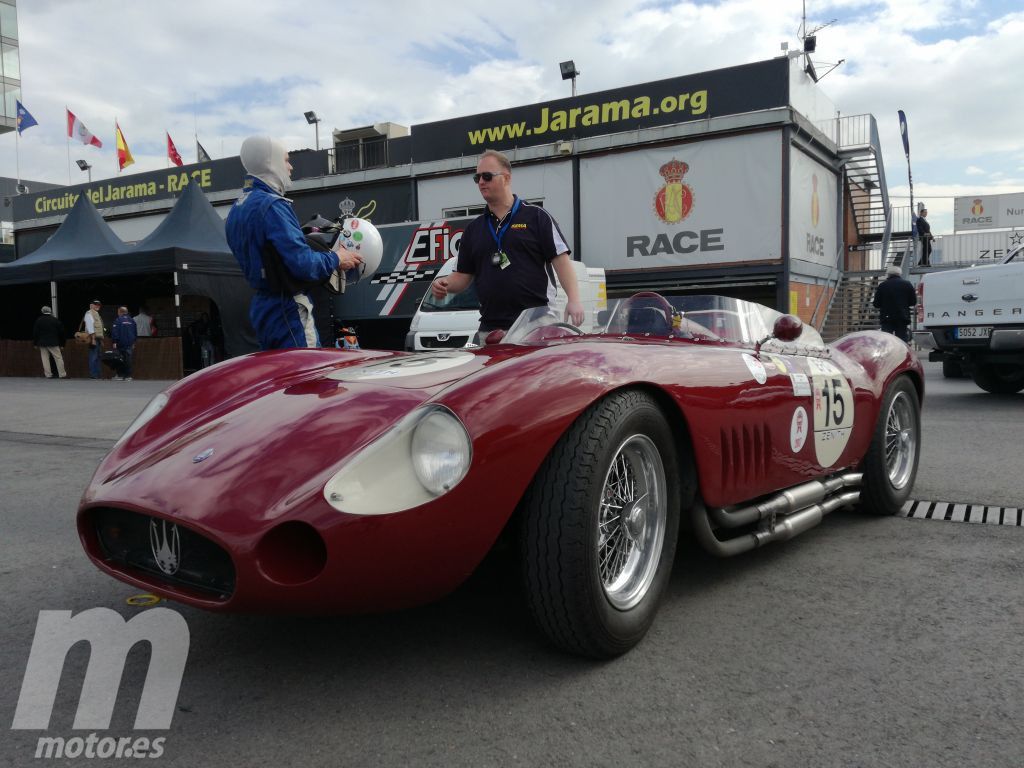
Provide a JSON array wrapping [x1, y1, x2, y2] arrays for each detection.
[[115, 121, 134, 171], [897, 110, 911, 159], [167, 132, 184, 167], [197, 140, 211, 163], [16, 101, 38, 134], [898, 110, 917, 237], [67, 109, 102, 147]]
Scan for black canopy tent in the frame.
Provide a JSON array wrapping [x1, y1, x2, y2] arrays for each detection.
[[0, 184, 257, 357], [0, 193, 128, 286]]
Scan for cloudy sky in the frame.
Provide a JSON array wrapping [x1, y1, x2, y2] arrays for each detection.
[[3, 0, 1021, 234]]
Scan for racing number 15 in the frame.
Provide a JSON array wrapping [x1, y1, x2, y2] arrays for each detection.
[[820, 377, 846, 427]]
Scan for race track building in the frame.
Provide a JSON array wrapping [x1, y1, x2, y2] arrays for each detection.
[[3, 54, 899, 370]]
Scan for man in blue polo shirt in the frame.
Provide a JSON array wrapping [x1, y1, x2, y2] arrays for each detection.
[[430, 149, 583, 332]]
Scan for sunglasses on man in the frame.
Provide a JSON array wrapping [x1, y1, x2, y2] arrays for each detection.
[[472, 171, 507, 183]]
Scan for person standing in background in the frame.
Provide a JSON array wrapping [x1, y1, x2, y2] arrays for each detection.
[[32, 306, 67, 379], [873, 265, 916, 342], [133, 305, 154, 337], [111, 306, 138, 381], [917, 207, 933, 267], [83, 299, 105, 379]]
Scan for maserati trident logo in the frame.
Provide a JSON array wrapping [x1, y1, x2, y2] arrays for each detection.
[[149, 520, 181, 576], [192, 447, 214, 463]]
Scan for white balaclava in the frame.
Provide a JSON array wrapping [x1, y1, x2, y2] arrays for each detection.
[[240, 135, 290, 194]]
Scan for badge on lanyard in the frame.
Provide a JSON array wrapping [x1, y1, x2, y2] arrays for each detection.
[[488, 197, 521, 271]]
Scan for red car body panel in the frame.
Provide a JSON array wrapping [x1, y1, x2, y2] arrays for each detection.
[[78, 325, 922, 614]]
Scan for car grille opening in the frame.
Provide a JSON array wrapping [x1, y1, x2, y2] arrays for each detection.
[[421, 335, 471, 349], [91, 507, 235, 600]]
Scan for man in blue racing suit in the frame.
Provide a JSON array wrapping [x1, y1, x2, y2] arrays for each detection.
[[226, 135, 363, 349]]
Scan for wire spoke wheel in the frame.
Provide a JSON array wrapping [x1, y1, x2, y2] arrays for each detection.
[[598, 435, 667, 610], [521, 390, 682, 658], [883, 391, 917, 490], [859, 376, 920, 515]]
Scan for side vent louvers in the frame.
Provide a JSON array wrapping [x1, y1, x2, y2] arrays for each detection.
[[720, 424, 772, 490]]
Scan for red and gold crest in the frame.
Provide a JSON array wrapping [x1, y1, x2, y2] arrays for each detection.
[[654, 158, 694, 224], [971, 199, 984, 216]]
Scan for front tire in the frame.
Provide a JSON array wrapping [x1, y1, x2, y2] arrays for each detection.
[[521, 390, 681, 658], [859, 376, 920, 515], [972, 363, 1024, 394]]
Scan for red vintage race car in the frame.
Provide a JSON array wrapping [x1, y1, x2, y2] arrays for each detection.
[[78, 293, 924, 658]]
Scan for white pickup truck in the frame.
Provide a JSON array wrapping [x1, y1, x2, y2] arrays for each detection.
[[914, 244, 1024, 393]]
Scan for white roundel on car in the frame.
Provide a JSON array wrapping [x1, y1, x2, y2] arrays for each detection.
[[806, 357, 854, 467], [790, 406, 809, 453], [328, 352, 476, 381], [742, 353, 768, 384]]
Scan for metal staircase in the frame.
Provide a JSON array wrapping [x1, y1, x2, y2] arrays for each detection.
[[815, 115, 915, 341]]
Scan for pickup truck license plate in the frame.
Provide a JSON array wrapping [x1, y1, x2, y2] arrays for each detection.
[[954, 326, 993, 339]]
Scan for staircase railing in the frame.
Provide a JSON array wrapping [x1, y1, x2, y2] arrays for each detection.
[[810, 243, 846, 330]]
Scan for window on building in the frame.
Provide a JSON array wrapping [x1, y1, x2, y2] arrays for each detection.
[[2, 41, 19, 81], [336, 135, 388, 173], [443, 199, 544, 218], [3, 83, 18, 119], [0, 2, 18, 42]]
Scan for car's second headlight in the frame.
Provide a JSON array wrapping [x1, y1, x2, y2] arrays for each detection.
[[411, 410, 471, 495], [323, 405, 471, 515]]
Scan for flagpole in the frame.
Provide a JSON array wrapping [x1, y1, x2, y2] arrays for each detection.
[[66, 106, 72, 185], [15, 124, 20, 186]]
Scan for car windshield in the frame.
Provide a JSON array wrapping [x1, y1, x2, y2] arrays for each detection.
[[418, 283, 481, 312], [502, 293, 824, 347]]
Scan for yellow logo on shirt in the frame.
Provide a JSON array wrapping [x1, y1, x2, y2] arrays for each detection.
[[510, 223, 527, 229]]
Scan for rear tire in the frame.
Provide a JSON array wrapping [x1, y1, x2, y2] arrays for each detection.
[[972, 363, 1024, 394], [941, 359, 964, 379], [860, 376, 920, 515], [521, 390, 681, 658]]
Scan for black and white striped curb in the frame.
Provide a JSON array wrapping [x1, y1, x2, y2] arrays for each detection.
[[900, 500, 1023, 526]]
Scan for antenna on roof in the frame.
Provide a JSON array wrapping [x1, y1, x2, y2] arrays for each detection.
[[798, 1, 841, 82]]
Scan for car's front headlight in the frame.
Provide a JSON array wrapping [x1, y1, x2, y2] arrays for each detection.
[[411, 409, 472, 495], [114, 392, 169, 448], [323, 405, 472, 515]]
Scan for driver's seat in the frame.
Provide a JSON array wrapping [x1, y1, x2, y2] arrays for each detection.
[[626, 306, 671, 336]]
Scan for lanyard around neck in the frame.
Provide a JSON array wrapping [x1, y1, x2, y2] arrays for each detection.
[[487, 196, 521, 252]]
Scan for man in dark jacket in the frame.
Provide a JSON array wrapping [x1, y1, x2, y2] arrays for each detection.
[[917, 208, 933, 266], [111, 306, 138, 380], [873, 265, 917, 342], [32, 306, 67, 378]]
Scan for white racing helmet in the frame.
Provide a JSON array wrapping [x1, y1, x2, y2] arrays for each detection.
[[337, 217, 383, 284]]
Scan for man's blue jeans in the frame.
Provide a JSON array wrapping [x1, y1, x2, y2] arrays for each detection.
[[88, 341, 102, 378]]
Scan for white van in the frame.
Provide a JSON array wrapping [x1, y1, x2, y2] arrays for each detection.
[[405, 259, 607, 351]]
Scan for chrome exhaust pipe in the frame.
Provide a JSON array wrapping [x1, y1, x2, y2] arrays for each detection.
[[692, 487, 862, 558], [710, 473, 862, 529], [753, 491, 861, 546]]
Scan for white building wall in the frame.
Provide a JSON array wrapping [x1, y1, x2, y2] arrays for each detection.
[[416, 160, 574, 246]]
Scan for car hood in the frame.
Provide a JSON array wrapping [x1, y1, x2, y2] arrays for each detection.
[[81, 348, 504, 526]]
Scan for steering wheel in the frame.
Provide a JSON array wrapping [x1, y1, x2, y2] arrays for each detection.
[[523, 322, 583, 342], [620, 291, 674, 330]]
